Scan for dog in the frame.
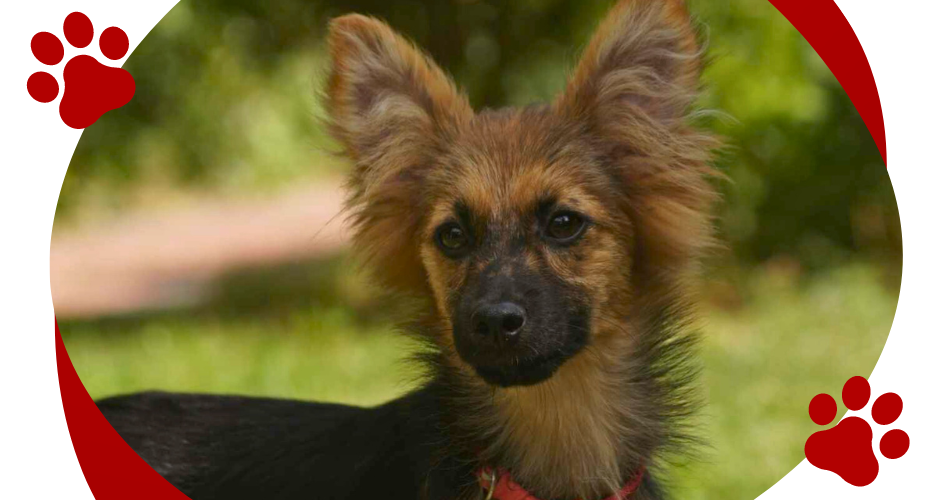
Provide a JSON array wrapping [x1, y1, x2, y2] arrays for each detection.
[[96, 1, 719, 498]]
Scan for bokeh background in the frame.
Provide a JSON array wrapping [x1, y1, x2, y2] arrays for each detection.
[[54, 0, 900, 498]]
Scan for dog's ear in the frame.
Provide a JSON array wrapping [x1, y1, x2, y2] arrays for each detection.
[[556, 0, 701, 139], [325, 14, 472, 294], [326, 14, 472, 163], [557, 0, 718, 295]]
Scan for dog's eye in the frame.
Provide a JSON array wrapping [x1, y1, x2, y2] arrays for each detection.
[[436, 222, 470, 255], [546, 212, 587, 243]]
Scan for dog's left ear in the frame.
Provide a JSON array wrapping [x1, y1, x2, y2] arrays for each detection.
[[557, 0, 718, 294], [556, 0, 701, 139]]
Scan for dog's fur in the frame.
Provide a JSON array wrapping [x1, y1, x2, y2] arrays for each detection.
[[97, 1, 719, 499]]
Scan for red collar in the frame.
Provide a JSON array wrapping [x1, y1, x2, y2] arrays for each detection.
[[475, 465, 645, 500]]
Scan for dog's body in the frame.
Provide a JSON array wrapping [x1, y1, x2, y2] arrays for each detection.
[[98, 387, 474, 499], [98, 1, 718, 499]]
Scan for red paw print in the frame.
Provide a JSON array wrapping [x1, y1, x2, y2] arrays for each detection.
[[805, 376, 910, 486], [28, 12, 135, 129]]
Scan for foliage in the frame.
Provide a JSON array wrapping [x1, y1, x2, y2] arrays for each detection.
[[61, 0, 899, 271]]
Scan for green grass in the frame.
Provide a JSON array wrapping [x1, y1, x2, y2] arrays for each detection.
[[63, 307, 416, 407], [671, 264, 897, 499], [61, 263, 897, 499]]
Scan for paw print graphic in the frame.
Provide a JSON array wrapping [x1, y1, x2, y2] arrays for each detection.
[[28, 12, 135, 129], [805, 376, 910, 486]]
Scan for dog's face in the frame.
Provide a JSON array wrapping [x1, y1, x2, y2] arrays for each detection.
[[326, 0, 715, 387], [416, 116, 636, 386]]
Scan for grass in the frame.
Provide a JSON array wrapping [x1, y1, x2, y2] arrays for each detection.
[[61, 262, 897, 499]]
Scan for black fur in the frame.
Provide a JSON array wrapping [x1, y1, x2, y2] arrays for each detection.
[[97, 383, 475, 500], [97, 302, 696, 500]]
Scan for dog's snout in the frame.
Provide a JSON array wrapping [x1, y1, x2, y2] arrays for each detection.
[[472, 302, 526, 343]]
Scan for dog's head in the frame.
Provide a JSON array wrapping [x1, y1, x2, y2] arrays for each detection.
[[325, 0, 716, 387]]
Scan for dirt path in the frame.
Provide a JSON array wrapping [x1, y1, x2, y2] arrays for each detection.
[[51, 181, 349, 319]]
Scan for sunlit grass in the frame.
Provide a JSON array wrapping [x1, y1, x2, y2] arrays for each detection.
[[672, 264, 896, 499], [63, 308, 415, 407], [62, 263, 896, 499]]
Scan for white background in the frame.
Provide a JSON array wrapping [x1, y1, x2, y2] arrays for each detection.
[[0, 0, 937, 498]]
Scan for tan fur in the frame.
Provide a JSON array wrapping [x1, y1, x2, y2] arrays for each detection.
[[478, 335, 641, 499], [325, 1, 717, 498], [326, 14, 473, 294]]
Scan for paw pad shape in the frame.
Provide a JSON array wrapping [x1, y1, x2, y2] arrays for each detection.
[[28, 12, 135, 129], [805, 376, 909, 486]]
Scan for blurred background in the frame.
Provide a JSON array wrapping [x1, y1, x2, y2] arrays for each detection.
[[53, 0, 900, 498]]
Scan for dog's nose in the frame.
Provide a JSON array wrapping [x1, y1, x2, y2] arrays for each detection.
[[472, 302, 526, 343]]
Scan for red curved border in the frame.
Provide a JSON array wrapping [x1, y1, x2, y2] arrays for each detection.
[[769, 0, 886, 164], [56, 322, 191, 499], [54, 0, 887, 498]]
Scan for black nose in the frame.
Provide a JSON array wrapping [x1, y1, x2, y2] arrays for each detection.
[[473, 302, 526, 343]]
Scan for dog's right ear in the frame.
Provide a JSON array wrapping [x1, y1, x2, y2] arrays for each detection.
[[326, 14, 472, 165], [325, 15, 472, 293]]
